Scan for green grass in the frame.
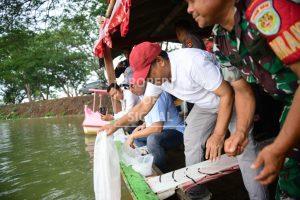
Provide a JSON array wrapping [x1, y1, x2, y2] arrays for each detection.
[[45, 111, 56, 117], [0, 112, 20, 120]]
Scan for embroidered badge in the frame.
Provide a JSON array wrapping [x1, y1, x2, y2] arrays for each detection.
[[250, 1, 281, 36]]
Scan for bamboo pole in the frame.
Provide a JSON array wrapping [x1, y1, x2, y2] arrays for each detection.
[[93, 92, 96, 112], [105, 0, 116, 18], [103, 45, 122, 114]]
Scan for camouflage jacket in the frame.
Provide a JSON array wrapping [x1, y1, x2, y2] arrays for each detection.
[[212, 8, 298, 105]]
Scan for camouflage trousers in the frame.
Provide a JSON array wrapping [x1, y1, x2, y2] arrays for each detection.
[[276, 105, 300, 200], [276, 158, 300, 200]]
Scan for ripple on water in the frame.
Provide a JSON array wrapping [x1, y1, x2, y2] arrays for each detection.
[[20, 159, 32, 164], [41, 188, 65, 200], [59, 171, 72, 175], [0, 187, 25, 197], [0, 116, 94, 200]]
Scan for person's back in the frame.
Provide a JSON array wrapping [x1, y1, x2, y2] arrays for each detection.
[[144, 91, 184, 133], [147, 48, 222, 109], [129, 91, 184, 172]]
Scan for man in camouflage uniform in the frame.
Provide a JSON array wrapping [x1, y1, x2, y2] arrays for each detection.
[[185, 0, 300, 199]]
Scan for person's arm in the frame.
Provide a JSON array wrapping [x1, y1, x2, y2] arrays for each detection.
[[126, 122, 164, 148], [252, 61, 300, 185], [271, 62, 300, 151], [101, 114, 115, 121], [205, 80, 234, 161], [224, 78, 255, 156], [100, 96, 158, 135]]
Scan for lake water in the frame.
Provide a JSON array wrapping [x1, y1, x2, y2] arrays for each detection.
[[0, 116, 130, 200], [0, 115, 255, 200]]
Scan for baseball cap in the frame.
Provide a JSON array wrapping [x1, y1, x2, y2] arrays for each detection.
[[129, 42, 161, 84]]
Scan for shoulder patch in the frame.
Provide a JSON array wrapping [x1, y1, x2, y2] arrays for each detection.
[[250, 1, 281, 36]]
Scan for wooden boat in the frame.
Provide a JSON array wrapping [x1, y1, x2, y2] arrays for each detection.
[[113, 130, 242, 200]]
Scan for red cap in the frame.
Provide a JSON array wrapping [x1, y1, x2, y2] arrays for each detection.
[[129, 42, 161, 84]]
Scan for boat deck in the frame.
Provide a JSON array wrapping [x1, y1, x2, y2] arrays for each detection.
[[117, 141, 252, 200]]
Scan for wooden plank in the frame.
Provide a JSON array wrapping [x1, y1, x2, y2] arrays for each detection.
[[152, 160, 191, 200], [114, 132, 237, 200], [146, 155, 239, 195]]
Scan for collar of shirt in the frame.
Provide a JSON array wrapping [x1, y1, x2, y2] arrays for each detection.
[[213, 7, 242, 51]]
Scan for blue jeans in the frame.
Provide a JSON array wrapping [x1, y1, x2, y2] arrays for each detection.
[[134, 129, 183, 172]]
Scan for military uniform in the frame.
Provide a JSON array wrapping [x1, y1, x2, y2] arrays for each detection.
[[212, 0, 300, 199]]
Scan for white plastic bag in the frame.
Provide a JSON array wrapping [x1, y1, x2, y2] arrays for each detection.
[[113, 128, 128, 143], [120, 143, 154, 176], [93, 132, 121, 200], [132, 154, 153, 176]]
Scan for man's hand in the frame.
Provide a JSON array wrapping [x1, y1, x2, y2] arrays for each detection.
[[101, 114, 114, 121], [133, 124, 146, 133], [251, 144, 285, 185], [224, 132, 249, 156], [99, 124, 118, 135], [209, 80, 234, 161], [205, 134, 225, 161], [126, 135, 135, 148]]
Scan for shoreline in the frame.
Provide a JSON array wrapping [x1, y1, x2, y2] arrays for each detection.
[[0, 95, 111, 120]]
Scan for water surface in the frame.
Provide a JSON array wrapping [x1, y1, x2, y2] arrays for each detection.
[[0, 116, 94, 200]]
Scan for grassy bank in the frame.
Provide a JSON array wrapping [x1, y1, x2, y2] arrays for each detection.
[[0, 95, 111, 120]]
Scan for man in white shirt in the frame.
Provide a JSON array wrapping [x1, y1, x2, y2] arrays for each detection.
[[101, 83, 140, 121], [101, 42, 266, 199], [127, 83, 184, 172]]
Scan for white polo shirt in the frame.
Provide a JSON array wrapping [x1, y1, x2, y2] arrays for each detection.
[[115, 89, 140, 119], [144, 48, 222, 109], [121, 89, 140, 112]]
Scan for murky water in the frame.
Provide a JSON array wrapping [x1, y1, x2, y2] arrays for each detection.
[[0, 115, 256, 200], [0, 116, 97, 200]]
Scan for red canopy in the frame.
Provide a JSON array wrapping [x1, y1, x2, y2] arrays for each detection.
[[93, 0, 212, 58], [93, 0, 131, 58]]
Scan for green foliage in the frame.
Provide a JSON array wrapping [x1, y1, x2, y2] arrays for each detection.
[[0, 110, 20, 120], [0, 0, 108, 104], [45, 111, 55, 117]]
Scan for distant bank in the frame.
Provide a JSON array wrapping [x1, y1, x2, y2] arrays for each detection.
[[0, 95, 111, 120]]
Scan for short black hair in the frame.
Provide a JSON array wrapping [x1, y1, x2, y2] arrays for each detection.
[[159, 50, 169, 60], [114, 60, 129, 78], [107, 83, 120, 93], [150, 50, 169, 66]]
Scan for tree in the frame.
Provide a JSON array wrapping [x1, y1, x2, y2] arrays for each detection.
[[0, 0, 108, 104]]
